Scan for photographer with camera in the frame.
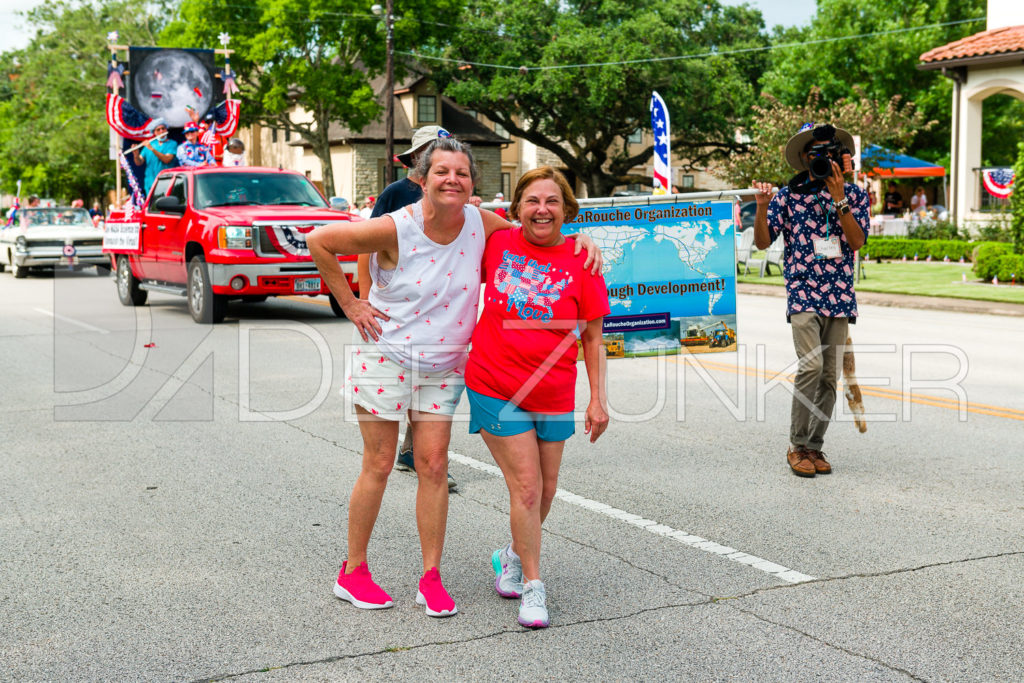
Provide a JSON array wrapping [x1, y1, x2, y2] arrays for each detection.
[[752, 123, 868, 478]]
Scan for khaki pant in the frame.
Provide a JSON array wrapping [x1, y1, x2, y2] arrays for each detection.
[[789, 312, 849, 450]]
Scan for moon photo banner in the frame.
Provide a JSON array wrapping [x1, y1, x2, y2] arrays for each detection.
[[128, 47, 218, 128]]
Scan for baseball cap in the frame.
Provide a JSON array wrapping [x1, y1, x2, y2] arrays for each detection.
[[396, 126, 451, 167], [494, 192, 504, 199]]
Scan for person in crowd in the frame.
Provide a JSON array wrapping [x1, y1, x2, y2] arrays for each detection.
[[89, 201, 102, 218], [132, 119, 178, 193], [359, 195, 376, 220], [27, 196, 40, 207], [910, 186, 928, 213], [308, 137, 600, 618], [176, 123, 215, 167], [468, 167, 609, 629], [752, 122, 868, 478], [361, 126, 456, 486], [883, 182, 903, 214], [222, 138, 247, 167], [493, 191, 507, 219]]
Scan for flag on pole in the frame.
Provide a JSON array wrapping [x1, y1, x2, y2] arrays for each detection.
[[650, 91, 671, 195]]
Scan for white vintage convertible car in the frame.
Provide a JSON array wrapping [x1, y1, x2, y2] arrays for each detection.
[[0, 207, 107, 278]]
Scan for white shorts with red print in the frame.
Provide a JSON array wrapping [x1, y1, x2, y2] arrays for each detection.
[[346, 336, 465, 420]]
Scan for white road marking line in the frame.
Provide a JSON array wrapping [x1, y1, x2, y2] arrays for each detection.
[[447, 449, 816, 585], [33, 308, 109, 334]]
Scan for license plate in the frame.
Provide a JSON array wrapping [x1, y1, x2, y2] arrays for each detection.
[[294, 276, 321, 292]]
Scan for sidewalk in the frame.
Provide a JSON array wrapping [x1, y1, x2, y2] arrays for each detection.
[[738, 282, 1024, 318]]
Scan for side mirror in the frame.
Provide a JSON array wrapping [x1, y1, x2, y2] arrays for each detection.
[[154, 195, 186, 214]]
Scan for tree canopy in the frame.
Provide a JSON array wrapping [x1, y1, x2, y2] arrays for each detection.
[[432, 0, 769, 197], [758, 0, 1001, 165], [716, 88, 932, 187], [0, 0, 163, 200], [164, 0, 463, 197]]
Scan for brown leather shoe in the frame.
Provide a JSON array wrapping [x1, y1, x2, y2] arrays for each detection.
[[787, 445, 816, 477], [805, 448, 832, 474]]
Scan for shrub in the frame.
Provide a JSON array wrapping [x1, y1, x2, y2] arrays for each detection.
[[907, 220, 968, 241], [1012, 141, 1024, 254], [977, 223, 1013, 243], [862, 238, 999, 262], [993, 254, 1024, 282], [973, 242, 1015, 280]]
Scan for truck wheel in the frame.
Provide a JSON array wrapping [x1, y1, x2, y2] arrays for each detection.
[[188, 256, 227, 324], [0, 261, 5, 272], [116, 255, 148, 306], [328, 294, 347, 318]]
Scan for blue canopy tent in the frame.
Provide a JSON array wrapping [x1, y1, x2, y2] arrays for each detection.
[[862, 145, 946, 178], [863, 144, 947, 209]]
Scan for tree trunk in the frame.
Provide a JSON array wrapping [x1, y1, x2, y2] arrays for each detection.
[[311, 114, 336, 199]]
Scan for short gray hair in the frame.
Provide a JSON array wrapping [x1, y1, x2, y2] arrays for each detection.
[[413, 137, 479, 186]]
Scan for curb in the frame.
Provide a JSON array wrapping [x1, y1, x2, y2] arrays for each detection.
[[737, 283, 1024, 318]]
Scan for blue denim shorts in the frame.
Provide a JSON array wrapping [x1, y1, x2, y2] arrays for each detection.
[[466, 388, 576, 442]]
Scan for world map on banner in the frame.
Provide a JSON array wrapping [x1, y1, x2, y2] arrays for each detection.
[[567, 201, 737, 357]]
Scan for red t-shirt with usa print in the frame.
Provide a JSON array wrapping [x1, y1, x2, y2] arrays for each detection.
[[465, 228, 609, 413]]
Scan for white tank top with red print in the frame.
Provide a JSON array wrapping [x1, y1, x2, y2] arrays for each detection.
[[368, 203, 485, 373]]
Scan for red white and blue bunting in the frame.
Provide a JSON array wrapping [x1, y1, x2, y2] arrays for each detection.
[[982, 168, 1014, 199]]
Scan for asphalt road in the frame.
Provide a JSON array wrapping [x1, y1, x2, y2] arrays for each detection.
[[1, 267, 1021, 681]]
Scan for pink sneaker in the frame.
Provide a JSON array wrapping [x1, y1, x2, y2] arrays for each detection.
[[415, 567, 458, 617], [333, 561, 394, 609]]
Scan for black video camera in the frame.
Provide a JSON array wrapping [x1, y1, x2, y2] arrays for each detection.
[[806, 124, 851, 180]]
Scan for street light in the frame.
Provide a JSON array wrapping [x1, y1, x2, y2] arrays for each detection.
[[372, 1, 395, 185]]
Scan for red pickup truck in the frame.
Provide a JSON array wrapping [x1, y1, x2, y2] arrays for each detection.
[[103, 166, 358, 323]]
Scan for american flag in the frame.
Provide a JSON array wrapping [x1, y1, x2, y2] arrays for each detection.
[[982, 168, 1014, 199], [650, 91, 671, 195]]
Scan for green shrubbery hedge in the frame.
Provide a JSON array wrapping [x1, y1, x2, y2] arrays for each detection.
[[861, 238, 1003, 262], [972, 242, 1024, 281]]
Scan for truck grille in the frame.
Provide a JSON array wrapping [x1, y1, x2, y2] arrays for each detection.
[[255, 223, 327, 258]]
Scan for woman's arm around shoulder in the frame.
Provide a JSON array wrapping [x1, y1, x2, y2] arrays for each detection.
[[480, 207, 514, 238]]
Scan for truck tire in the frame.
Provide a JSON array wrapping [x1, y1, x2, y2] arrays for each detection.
[[116, 255, 148, 306], [187, 256, 227, 324], [328, 293, 347, 318]]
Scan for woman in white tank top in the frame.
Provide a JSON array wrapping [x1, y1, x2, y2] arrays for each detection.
[[308, 137, 601, 617]]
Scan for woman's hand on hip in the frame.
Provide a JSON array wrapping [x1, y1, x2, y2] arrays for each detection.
[[345, 298, 390, 342]]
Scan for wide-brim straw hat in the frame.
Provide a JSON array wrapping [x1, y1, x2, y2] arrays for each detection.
[[784, 122, 856, 172]]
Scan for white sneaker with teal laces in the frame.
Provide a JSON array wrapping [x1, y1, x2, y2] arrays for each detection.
[[491, 543, 523, 598], [518, 579, 549, 628]]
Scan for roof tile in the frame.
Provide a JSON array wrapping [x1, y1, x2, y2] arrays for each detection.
[[920, 25, 1024, 63]]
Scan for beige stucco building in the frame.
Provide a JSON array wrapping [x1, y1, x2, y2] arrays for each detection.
[[920, 0, 1024, 225]]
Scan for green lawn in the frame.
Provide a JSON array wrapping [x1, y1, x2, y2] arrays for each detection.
[[738, 259, 1024, 305]]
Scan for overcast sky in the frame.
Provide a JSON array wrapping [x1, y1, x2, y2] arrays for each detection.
[[0, 0, 817, 55]]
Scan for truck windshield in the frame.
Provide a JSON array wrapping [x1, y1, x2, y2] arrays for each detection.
[[194, 172, 328, 210]]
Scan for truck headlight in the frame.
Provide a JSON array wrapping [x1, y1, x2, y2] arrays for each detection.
[[218, 225, 252, 250], [15, 235, 27, 252]]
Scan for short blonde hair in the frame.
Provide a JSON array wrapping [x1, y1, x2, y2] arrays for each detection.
[[509, 166, 579, 223]]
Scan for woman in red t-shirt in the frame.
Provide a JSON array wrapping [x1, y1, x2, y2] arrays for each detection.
[[464, 167, 610, 629]]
